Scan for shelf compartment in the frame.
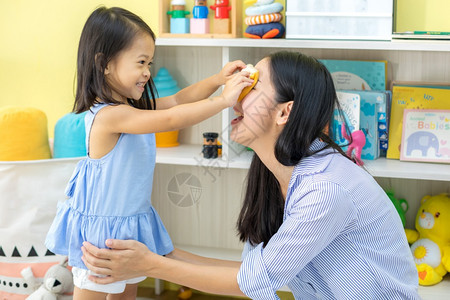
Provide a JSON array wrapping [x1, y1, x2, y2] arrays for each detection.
[[155, 144, 254, 169], [158, 0, 242, 38]]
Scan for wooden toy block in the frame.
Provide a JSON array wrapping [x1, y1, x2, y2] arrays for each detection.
[[170, 18, 190, 34], [213, 18, 230, 34], [190, 18, 210, 34]]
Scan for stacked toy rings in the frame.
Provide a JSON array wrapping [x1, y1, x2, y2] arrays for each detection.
[[245, 13, 282, 26]]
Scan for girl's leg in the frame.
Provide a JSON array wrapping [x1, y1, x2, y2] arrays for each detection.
[[73, 286, 107, 300], [106, 283, 138, 300]]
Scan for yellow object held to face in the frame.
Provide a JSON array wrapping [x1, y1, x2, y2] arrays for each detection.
[[238, 64, 259, 102]]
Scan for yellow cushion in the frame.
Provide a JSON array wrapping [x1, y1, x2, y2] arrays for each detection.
[[0, 106, 51, 161]]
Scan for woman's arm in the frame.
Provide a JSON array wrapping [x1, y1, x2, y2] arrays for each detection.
[[81, 240, 245, 297], [155, 60, 246, 110], [166, 247, 242, 268]]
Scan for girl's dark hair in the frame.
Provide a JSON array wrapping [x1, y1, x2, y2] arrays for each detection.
[[74, 6, 157, 113], [237, 51, 350, 246]]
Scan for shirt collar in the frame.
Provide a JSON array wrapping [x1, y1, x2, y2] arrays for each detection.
[[293, 139, 335, 176]]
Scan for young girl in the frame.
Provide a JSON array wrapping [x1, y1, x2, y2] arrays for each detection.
[[44, 6, 252, 300], [81, 51, 420, 299]]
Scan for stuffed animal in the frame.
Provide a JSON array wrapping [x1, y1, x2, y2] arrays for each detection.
[[238, 64, 259, 102], [385, 190, 409, 227], [405, 193, 450, 286], [21, 258, 73, 299], [341, 123, 366, 166]]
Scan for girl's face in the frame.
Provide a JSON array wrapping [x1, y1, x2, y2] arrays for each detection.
[[104, 33, 155, 103], [230, 58, 279, 149]]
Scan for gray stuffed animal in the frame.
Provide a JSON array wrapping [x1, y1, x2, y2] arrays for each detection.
[[21, 257, 73, 300]]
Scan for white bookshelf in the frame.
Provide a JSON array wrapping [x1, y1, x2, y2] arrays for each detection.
[[156, 37, 450, 52], [157, 146, 450, 181], [151, 37, 450, 299]]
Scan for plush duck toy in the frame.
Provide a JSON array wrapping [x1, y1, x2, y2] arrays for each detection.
[[405, 193, 450, 286], [238, 64, 259, 102]]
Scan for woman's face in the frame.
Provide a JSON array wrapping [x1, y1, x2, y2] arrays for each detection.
[[230, 57, 279, 149]]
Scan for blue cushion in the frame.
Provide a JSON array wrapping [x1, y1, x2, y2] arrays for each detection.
[[53, 112, 87, 158]]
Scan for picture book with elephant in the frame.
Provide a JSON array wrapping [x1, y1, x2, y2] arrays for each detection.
[[400, 109, 450, 163], [387, 84, 450, 159]]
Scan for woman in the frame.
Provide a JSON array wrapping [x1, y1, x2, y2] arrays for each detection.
[[81, 51, 420, 299]]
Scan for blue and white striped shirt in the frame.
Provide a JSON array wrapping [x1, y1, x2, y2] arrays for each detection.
[[237, 140, 419, 299]]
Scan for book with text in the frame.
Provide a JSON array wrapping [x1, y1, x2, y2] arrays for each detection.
[[387, 84, 450, 159]]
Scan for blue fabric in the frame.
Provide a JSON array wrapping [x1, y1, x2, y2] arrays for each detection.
[[53, 112, 87, 158], [46, 104, 173, 269], [237, 140, 419, 299], [245, 23, 285, 38]]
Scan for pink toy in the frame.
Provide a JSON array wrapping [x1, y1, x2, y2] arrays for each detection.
[[341, 124, 366, 166], [190, 18, 209, 34]]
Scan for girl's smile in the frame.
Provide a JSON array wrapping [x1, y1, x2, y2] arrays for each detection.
[[105, 33, 155, 103]]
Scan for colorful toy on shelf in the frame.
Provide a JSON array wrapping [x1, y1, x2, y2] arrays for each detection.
[[193, 0, 208, 18], [153, 68, 180, 147], [202, 132, 220, 159], [167, 0, 190, 33], [244, 0, 285, 39], [191, 0, 209, 34], [405, 193, 450, 286], [238, 64, 259, 102], [385, 190, 409, 227], [341, 123, 366, 166], [210, 0, 231, 34]]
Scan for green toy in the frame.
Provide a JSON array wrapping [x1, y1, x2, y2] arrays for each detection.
[[385, 190, 409, 227]]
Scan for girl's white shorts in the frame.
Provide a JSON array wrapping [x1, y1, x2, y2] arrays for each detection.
[[72, 267, 146, 294]]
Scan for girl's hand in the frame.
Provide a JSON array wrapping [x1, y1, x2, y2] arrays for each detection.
[[220, 71, 254, 107], [217, 60, 247, 85], [81, 239, 154, 284]]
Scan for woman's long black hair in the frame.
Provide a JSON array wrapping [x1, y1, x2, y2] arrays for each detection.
[[237, 51, 350, 246], [73, 6, 157, 113]]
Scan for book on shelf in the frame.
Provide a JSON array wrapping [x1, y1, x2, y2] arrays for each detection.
[[387, 82, 450, 159], [331, 92, 360, 147], [380, 90, 392, 156], [392, 31, 450, 39], [340, 90, 389, 160], [400, 109, 450, 163], [319, 59, 387, 91]]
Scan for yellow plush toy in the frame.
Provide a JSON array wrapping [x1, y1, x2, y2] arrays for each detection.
[[238, 64, 259, 102], [405, 193, 450, 286]]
